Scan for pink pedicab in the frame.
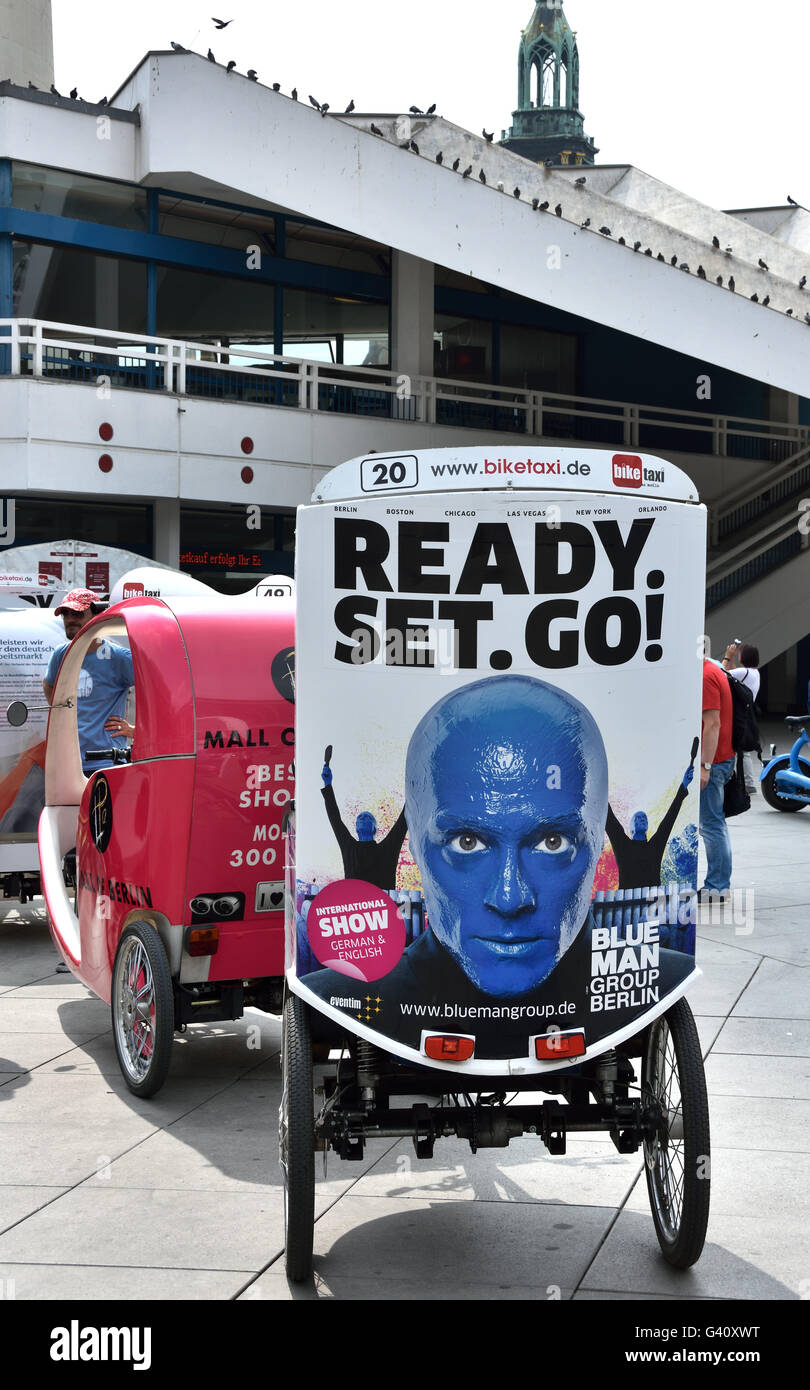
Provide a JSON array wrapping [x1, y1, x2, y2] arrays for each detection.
[[34, 593, 294, 1095]]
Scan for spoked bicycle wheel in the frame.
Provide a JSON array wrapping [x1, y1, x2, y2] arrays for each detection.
[[279, 990, 315, 1282], [111, 921, 174, 1098], [642, 996, 710, 1268]]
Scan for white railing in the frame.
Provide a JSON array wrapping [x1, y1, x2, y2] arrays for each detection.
[[707, 508, 806, 581], [1, 318, 807, 466]]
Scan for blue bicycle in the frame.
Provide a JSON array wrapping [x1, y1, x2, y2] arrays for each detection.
[[760, 717, 810, 811]]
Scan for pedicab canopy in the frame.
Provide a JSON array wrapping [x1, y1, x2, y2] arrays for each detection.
[[290, 447, 706, 1076]]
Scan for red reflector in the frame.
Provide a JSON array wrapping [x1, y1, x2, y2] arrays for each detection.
[[423, 1033, 475, 1062], [534, 1030, 586, 1061], [187, 927, 219, 957]]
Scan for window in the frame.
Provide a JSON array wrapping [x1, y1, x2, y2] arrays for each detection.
[[434, 315, 492, 382], [157, 194, 276, 250], [13, 241, 146, 333], [283, 288, 389, 366], [12, 164, 147, 230], [156, 265, 274, 345], [13, 498, 152, 556]]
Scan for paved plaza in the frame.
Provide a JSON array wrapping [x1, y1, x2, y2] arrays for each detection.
[[0, 725, 807, 1302]]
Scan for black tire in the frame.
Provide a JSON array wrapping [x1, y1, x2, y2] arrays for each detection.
[[111, 921, 175, 1098], [760, 757, 810, 812], [280, 990, 315, 1282], [642, 997, 710, 1269]]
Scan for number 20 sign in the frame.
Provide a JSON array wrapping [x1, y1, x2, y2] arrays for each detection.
[[360, 455, 419, 493]]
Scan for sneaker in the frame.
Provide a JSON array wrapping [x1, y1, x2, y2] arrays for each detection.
[[698, 887, 730, 904], [746, 784, 757, 794]]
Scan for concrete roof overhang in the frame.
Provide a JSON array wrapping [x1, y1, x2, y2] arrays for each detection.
[[4, 51, 809, 397]]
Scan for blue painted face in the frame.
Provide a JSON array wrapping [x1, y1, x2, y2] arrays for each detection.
[[355, 812, 377, 842], [631, 811, 648, 841], [405, 676, 608, 998]]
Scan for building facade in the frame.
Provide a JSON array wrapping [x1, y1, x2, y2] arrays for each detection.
[[1, 7, 809, 705]]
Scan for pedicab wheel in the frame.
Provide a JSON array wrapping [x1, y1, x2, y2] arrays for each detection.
[[642, 997, 710, 1269], [760, 758, 810, 812], [280, 990, 315, 1282], [111, 921, 174, 1099]]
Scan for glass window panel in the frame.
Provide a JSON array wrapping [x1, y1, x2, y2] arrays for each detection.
[[499, 324, 577, 393], [157, 194, 276, 249], [283, 288, 388, 366], [156, 265, 274, 344], [13, 498, 152, 556], [286, 223, 390, 276], [434, 314, 492, 381], [12, 241, 146, 333], [180, 506, 294, 595], [12, 163, 148, 231]]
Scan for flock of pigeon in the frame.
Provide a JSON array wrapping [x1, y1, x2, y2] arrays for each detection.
[[18, 14, 810, 324]]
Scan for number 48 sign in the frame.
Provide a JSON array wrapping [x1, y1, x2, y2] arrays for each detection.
[[360, 455, 419, 493]]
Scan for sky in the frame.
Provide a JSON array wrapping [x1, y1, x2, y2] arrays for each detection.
[[49, 0, 809, 213]]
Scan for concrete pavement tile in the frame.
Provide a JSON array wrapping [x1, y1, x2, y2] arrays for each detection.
[[0, 1263, 256, 1300], [731, 959, 810, 1020], [0, 1187, 284, 1271], [572, 1290, 724, 1300], [0, 1072, 25, 1089], [352, 1134, 642, 1208], [729, 933, 810, 969], [580, 1209, 802, 1300], [705, 1095, 810, 1152], [0, 1118, 160, 1185], [622, 1148, 810, 1225], [239, 1266, 578, 1300], [36, 1019, 280, 1079], [0, 960, 66, 990], [301, 1194, 617, 1296], [704, 1053, 810, 1099], [711, 1017, 810, 1057], [7, 979, 97, 1000], [0, 1186, 69, 1234], [0, 1032, 92, 1072], [686, 942, 761, 1016], [0, 995, 108, 1036], [0, 1069, 234, 1127], [694, 1016, 725, 1055], [90, 1076, 395, 1195], [697, 913, 810, 969]]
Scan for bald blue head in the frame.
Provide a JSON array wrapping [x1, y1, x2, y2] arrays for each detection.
[[405, 675, 608, 997], [355, 812, 377, 842]]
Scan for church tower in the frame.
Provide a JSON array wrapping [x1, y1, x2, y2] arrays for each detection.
[[502, 2, 597, 167]]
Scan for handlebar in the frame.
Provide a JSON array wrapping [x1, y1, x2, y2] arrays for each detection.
[[84, 748, 132, 765]]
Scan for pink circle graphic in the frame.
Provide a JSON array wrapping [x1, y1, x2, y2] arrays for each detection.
[[307, 879, 406, 982]]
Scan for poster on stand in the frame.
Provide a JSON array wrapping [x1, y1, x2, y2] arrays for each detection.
[[291, 447, 706, 1073]]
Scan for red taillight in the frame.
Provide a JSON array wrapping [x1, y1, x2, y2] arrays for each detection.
[[534, 1030, 586, 1061], [187, 927, 219, 957], [423, 1033, 475, 1062]]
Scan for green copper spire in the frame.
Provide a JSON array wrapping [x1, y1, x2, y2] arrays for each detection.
[[502, 2, 597, 167]]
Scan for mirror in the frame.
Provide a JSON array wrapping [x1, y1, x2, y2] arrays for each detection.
[[6, 701, 29, 727]]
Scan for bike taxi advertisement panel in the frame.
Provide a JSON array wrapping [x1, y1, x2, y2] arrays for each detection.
[[291, 448, 707, 1074]]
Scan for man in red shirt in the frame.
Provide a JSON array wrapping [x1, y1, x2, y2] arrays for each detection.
[[699, 658, 735, 902]]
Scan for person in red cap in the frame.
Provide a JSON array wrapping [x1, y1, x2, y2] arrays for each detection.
[[43, 589, 134, 773]]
